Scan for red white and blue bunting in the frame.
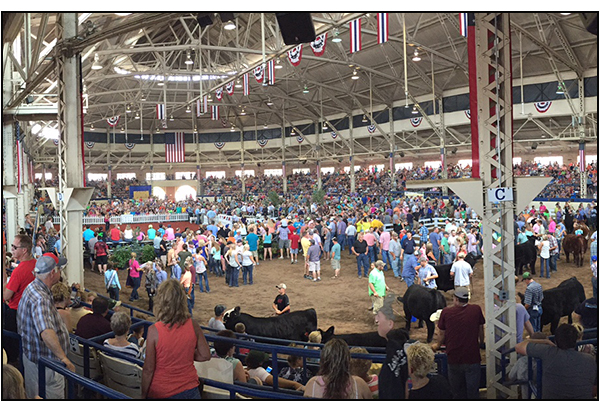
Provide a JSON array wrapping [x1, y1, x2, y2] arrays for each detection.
[[257, 137, 268, 147], [254, 65, 264, 83], [221, 118, 228, 128], [331, 131, 337, 139], [156, 104, 166, 120], [106, 116, 120, 126], [310, 34, 327, 56], [53, 139, 59, 146], [225, 81, 235, 95], [124, 142, 135, 150], [296, 134, 304, 144], [243, 73, 249, 96], [214, 142, 225, 150], [377, 13, 389, 44], [410, 117, 423, 127], [84, 141, 95, 149], [197, 96, 208, 116], [288, 45, 303, 67], [211, 106, 219, 121], [349, 19, 362, 53], [367, 124, 377, 134], [465, 109, 471, 119], [215, 88, 223, 101], [266, 60, 275, 85], [534, 101, 552, 113]]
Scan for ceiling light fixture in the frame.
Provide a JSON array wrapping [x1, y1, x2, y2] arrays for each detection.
[[91, 53, 103, 70], [235, 79, 242, 88], [224, 20, 236, 30], [412, 50, 421, 62], [114, 13, 132, 16], [332, 29, 342, 43], [230, 125, 235, 131], [120, 126, 125, 132], [302, 85, 309, 94], [207, 95, 213, 102], [157, 79, 164, 86], [140, 93, 146, 101], [185, 105, 191, 113], [135, 112, 140, 120], [266, 98, 273, 106], [556, 82, 565, 95], [274, 58, 283, 69], [560, 13, 572, 15], [263, 124, 268, 129], [90, 124, 95, 130], [412, 105, 419, 114], [194, 126, 198, 132], [240, 107, 246, 115], [156, 127, 160, 133], [323, 122, 328, 130], [170, 114, 175, 121], [351, 69, 359, 80], [362, 114, 368, 123], [185, 51, 193, 65], [291, 129, 296, 135], [125, 104, 131, 113]]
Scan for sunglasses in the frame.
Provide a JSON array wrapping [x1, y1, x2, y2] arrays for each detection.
[[11, 244, 25, 250]]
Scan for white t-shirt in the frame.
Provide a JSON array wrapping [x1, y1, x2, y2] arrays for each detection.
[[248, 366, 270, 383], [537, 240, 550, 259], [450, 260, 473, 287]]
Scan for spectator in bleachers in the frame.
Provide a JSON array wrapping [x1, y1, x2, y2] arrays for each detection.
[[103, 312, 141, 359], [406, 342, 452, 400], [142, 279, 211, 399], [245, 350, 305, 392], [2, 363, 27, 399], [74, 296, 112, 339], [279, 345, 314, 386], [208, 304, 227, 331], [213, 329, 250, 383], [51, 282, 73, 332], [349, 347, 379, 399]]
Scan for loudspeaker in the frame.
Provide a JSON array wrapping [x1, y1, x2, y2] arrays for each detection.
[[219, 13, 235, 23], [196, 13, 214, 28], [578, 12, 598, 36], [275, 13, 316, 45]]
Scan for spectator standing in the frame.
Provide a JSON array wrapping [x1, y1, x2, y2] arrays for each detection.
[[389, 232, 403, 279], [417, 256, 438, 289], [433, 287, 485, 400], [277, 223, 290, 260], [240, 244, 256, 285], [429, 227, 442, 264], [440, 231, 451, 264], [74, 297, 112, 339], [104, 262, 121, 301], [94, 237, 108, 274], [402, 250, 420, 287], [450, 252, 473, 291], [128, 252, 142, 302], [18, 254, 75, 399], [307, 239, 322, 282], [273, 283, 291, 315], [406, 342, 453, 400], [537, 235, 551, 278], [289, 230, 300, 265], [352, 232, 370, 279], [245, 225, 260, 265], [181, 261, 194, 316], [522, 272, 544, 332], [379, 228, 392, 271], [345, 221, 357, 255], [368, 260, 389, 314], [330, 237, 341, 279], [142, 279, 211, 399]]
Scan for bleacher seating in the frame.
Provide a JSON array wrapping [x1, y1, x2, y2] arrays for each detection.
[[97, 351, 143, 399]]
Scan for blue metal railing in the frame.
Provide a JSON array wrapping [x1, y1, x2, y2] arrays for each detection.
[[202, 378, 311, 400], [2, 329, 24, 374]]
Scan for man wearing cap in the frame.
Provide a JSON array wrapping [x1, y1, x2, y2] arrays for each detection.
[[368, 261, 389, 314], [208, 304, 227, 331], [330, 237, 341, 278], [307, 239, 322, 282], [18, 254, 75, 399], [273, 284, 290, 315], [450, 251, 473, 291], [417, 256, 438, 289], [522, 272, 544, 332], [433, 286, 485, 400], [3, 234, 36, 365]]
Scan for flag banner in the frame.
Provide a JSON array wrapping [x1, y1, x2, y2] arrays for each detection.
[[53, 139, 59, 146], [16, 137, 23, 193], [282, 161, 286, 177], [377, 13, 389, 44], [349, 19, 362, 53], [226, 81, 235, 95], [85, 141, 95, 149], [124, 142, 136, 150], [214, 141, 225, 150], [459, 13, 475, 37], [465, 109, 471, 119], [243, 73, 249, 96], [211, 106, 219, 120], [410, 117, 423, 127], [221, 118, 228, 128], [367, 124, 377, 134], [296, 134, 304, 144], [161, 119, 168, 130], [331, 131, 337, 139], [215, 88, 223, 101], [310, 34, 327, 56], [197, 97, 208, 116], [106, 116, 120, 126], [254, 65, 264, 83], [288, 45, 303, 66], [267, 60, 275, 85], [196, 165, 201, 181], [156, 104, 166, 120], [165, 132, 185, 163], [258, 136, 268, 147], [534, 101, 552, 113], [579, 143, 585, 172]]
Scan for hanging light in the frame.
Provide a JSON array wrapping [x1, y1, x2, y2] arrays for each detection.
[[193, 126, 198, 132], [230, 124, 236, 131], [412, 49, 421, 62], [267, 98, 273, 106], [332, 28, 342, 43], [135, 112, 140, 120], [235, 79, 242, 88], [120, 126, 125, 132], [362, 114, 368, 123], [302, 85, 309, 94], [556, 82, 565, 95], [157, 78, 164, 86], [323, 122, 328, 130], [274, 58, 283, 69], [223, 20, 236, 30], [140, 93, 146, 101], [90, 124, 95, 130], [560, 13, 572, 15], [156, 127, 160, 132], [263, 123, 268, 129], [125, 104, 132, 113], [351, 69, 359, 80], [207, 94, 213, 102], [91, 53, 103, 70], [240, 107, 246, 115], [412, 105, 419, 114], [185, 105, 191, 113], [290, 128, 296, 135], [170, 114, 175, 121], [185, 50, 193, 65]]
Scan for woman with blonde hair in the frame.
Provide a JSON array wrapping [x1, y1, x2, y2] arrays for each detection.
[[406, 342, 452, 400], [142, 279, 211, 399], [240, 243, 256, 285], [350, 347, 379, 398], [128, 251, 142, 301], [51, 282, 73, 332], [2, 363, 27, 399], [123, 224, 134, 243], [303, 338, 372, 399]]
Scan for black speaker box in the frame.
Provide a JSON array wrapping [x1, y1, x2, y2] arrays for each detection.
[[275, 13, 316, 45]]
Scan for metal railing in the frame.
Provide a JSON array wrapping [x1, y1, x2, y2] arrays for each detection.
[[54, 213, 191, 226]]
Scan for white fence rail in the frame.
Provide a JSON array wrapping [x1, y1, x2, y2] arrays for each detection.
[[53, 213, 190, 226]]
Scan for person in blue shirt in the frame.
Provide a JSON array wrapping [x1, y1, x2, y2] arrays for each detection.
[[147, 225, 156, 240], [171, 262, 182, 281], [402, 250, 420, 288], [83, 226, 95, 242], [428, 227, 442, 264], [245, 225, 260, 264], [154, 261, 168, 286]]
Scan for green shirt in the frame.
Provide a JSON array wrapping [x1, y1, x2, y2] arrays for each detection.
[[441, 237, 450, 254], [368, 269, 386, 297]]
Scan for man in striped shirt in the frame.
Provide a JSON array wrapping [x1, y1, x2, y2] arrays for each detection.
[[18, 254, 75, 399], [522, 272, 544, 332]]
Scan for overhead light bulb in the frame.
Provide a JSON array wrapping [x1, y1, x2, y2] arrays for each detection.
[[115, 13, 132, 16], [412, 105, 419, 114], [126, 104, 131, 113], [560, 13, 572, 15], [91, 53, 103, 70], [323, 122, 328, 130], [185, 105, 191, 113], [235, 79, 242, 88], [332, 29, 342, 43], [303, 85, 309, 94], [266, 98, 273, 106], [230, 125, 235, 131], [362, 114, 368, 123], [120, 126, 125, 132], [185, 51, 193, 65], [90, 124, 95, 130], [263, 124, 268, 129], [291, 129, 296, 135], [224, 20, 236, 30], [140, 93, 146, 101], [156, 127, 160, 132], [157, 79, 164, 86], [351, 69, 359, 80], [170, 114, 174, 121], [412, 50, 421, 62], [274, 58, 283, 69], [240, 107, 246, 115], [135, 112, 140, 119], [194, 126, 198, 132], [556, 83, 565, 95]]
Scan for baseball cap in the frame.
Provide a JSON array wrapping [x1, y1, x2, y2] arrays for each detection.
[[521, 272, 532, 280], [375, 260, 385, 267], [214, 304, 226, 316], [454, 286, 470, 300], [35, 254, 67, 273], [592, 255, 598, 261], [276, 283, 287, 290]]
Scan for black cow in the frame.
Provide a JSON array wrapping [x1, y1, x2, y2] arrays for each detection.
[[317, 326, 388, 348], [515, 236, 537, 275], [223, 307, 317, 342], [434, 252, 479, 292], [397, 284, 447, 342]]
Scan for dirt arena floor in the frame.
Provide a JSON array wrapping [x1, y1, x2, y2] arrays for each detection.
[[84, 246, 595, 344]]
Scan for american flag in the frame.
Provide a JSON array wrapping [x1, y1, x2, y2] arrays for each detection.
[[243, 73, 249, 96], [459, 13, 474, 37], [349, 19, 362, 53], [165, 132, 185, 163], [377, 13, 389, 44], [579, 143, 585, 172], [211, 105, 219, 121]]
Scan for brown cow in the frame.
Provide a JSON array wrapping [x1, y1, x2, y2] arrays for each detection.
[[562, 234, 587, 267]]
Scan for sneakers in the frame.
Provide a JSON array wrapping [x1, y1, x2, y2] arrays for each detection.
[[317, 277, 321, 281], [279, 257, 284, 260], [400, 277, 404, 282]]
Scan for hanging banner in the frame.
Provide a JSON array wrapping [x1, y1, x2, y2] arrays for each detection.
[[156, 104, 166, 120], [84, 141, 95, 149], [254, 65, 264, 83], [331, 131, 337, 139], [377, 13, 389, 44], [367, 124, 377, 134], [211, 106, 220, 121], [243, 72, 249, 96], [465, 109, 471, 119], [214, 142, 225, 150], [124, 142, 135, 150], [296, 134, 304, 144], [225, 81, 235, 95], [310, 34, 327, 56], [106, 116, 120, 126], [257, 136, 268, 147], [267, 60, 275, 85], [215, 87, 223, 101], [288, 45, 303, 66], [349, 19, 362, 53], [410, 117, 423, 127], [534, 101, 552, 113]]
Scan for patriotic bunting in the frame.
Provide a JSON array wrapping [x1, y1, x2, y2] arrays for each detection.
[[534, 101, 552, 113], [156, 104, 166, 120], [310, 34, 327, 56], [349, 19, 362, 53], [165, 132, 185, 163], [225, 81, 235, 95], [465, 109, 471, 119], [124, 142, 136, 150], [459, 13, 474, 37], [221, 118, 229, 128], [254, 66, 264, 83], [377, 13, 389, 44], [267, 60, 275, 85], [367, 124, 377, 134], [296, 134, 304, 144], [214, 142, 225, 150], [257, 136, 268, 147], [288, 45, 303, 66], [85, 141, 95, 149], [331, 131, 338, 139], [215, 88, 223, 101], [410, 117, 423, 127], [53, 139, 59, 146], [106, 116, 120, 126], [243, 73, 249, 96], [211, 106, 220, 121]]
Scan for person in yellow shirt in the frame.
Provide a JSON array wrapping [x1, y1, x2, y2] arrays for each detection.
[[371, 218, 384, 230], [300, 231, 313, 280]]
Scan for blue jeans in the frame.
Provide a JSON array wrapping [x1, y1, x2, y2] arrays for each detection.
[[229, 267, 239, 287], [187, 285, 195, 315], [443, 253, 452, 264], [166, 386, 201, 400], [347, 235, 356, 254], [337, 234, 346, 251], [528, 307, 543, 332], [391, 256, 401, 278], [356, 253, 369, 278], [549, 254, 558, 272], [242, 265, 253, 284], [539, 257, 550, 278], [367, 247, 376, 264], [129, 276, 140, 301], [381, 250, 392, 271], [448, 363, 481, 400], [198, 271, 210, 292], [433, 249, 440, 265], [404, 276, 415, 288], [107, 286, 119, 301]]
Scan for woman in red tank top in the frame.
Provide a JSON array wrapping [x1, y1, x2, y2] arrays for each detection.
[[142, 279, 211, 399]]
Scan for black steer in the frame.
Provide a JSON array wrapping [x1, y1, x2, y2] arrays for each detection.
[[317, 326, 388, 348], [397, 284, 447, 342], [434, 252, 479, 292], [223, 306, 317, 342], [540, 277, 586, 334], [515, 236, 537, 275]]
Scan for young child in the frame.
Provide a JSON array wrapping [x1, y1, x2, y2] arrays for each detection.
[[234, 322, 255, 355], [350, 347, 379, 399]]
